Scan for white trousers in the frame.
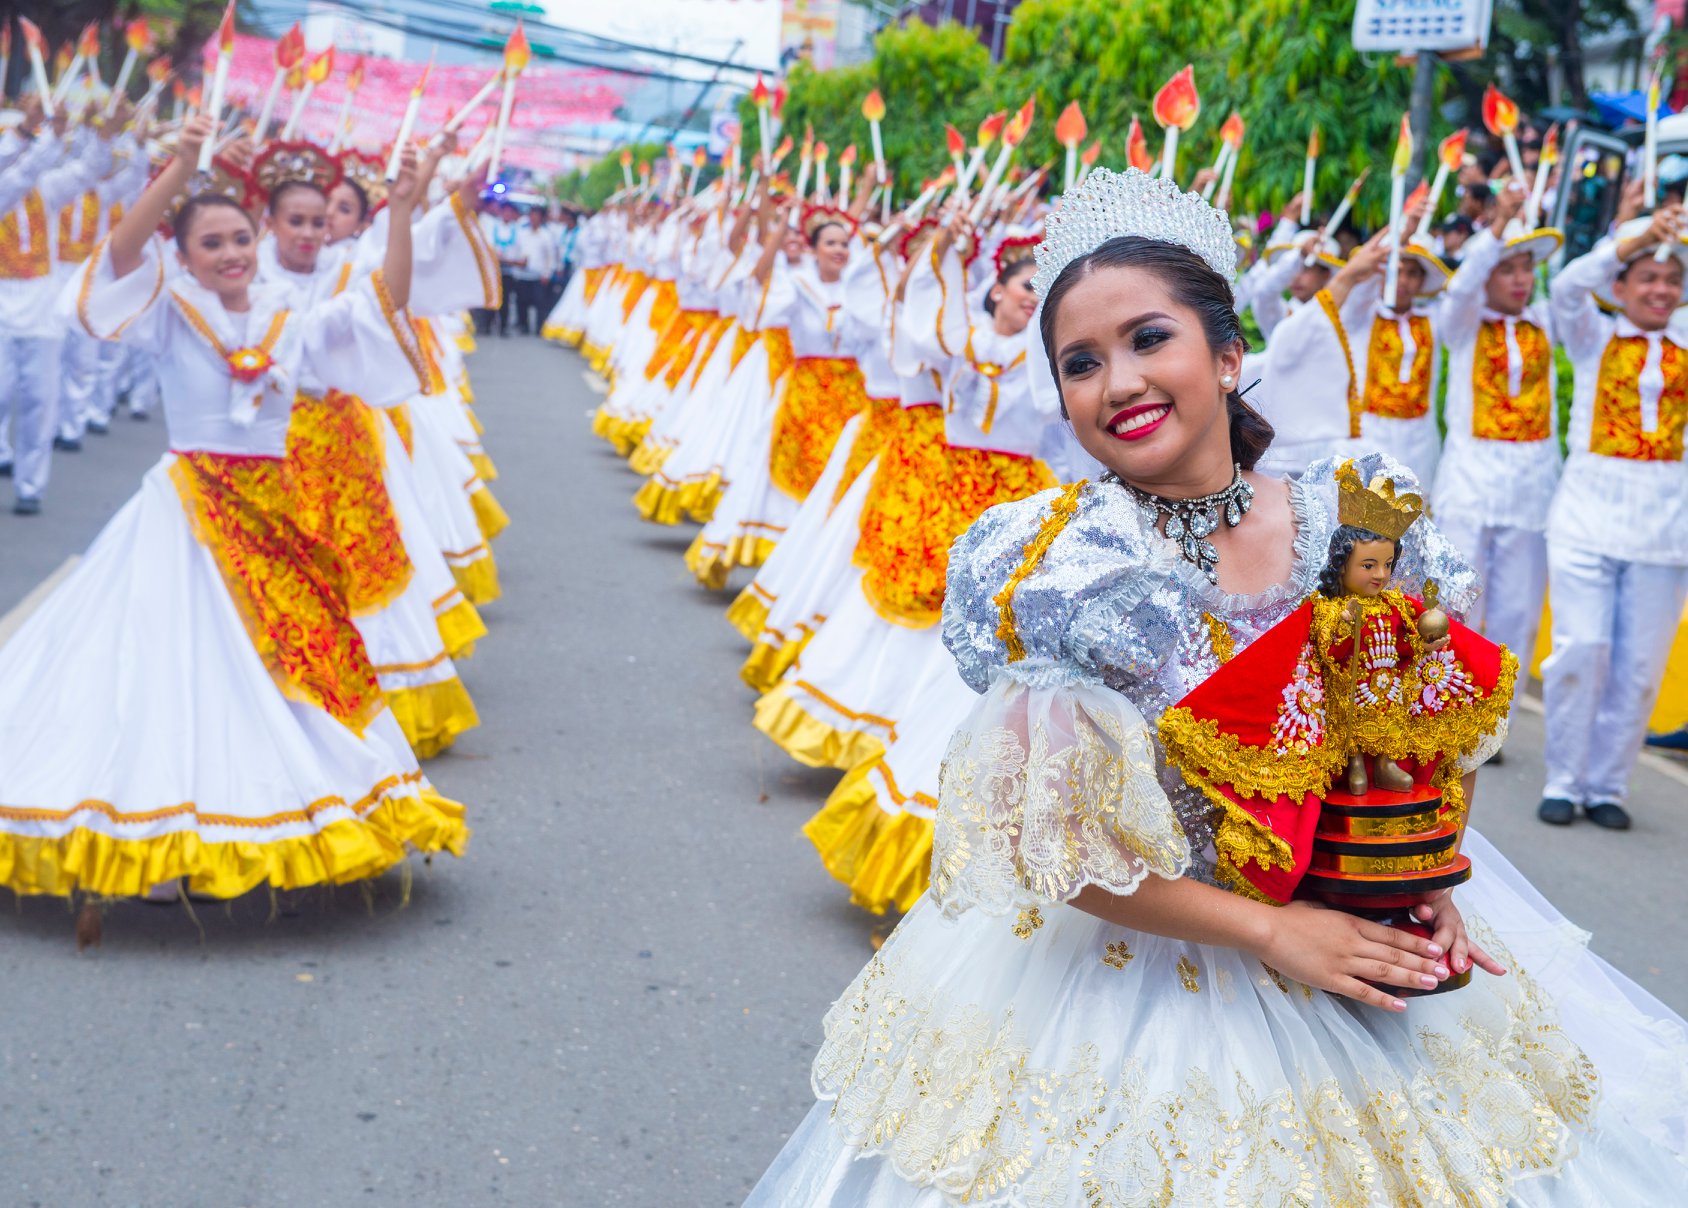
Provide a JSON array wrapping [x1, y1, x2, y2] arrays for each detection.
[[0, 334, 64, 500], [1541, 542, 1688, 804], [1435, 515, 1549, 676], [125, 347, 159, 417], [58, 329, 101, 441]]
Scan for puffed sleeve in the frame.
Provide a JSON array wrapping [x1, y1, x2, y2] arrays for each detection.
[[932, 483, 1192, 919], [60, 234, 170, 349], [298, 269, 426, 408], [901, 244, 971, 368], [740, 254, 795, 332]]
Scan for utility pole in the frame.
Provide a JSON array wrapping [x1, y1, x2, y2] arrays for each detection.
[[1406, 50, 1437, 193]]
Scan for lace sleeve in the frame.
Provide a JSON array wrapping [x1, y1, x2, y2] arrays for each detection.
[[930, 672, 1191, 919]]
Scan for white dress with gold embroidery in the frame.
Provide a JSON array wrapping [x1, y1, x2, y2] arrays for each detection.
[[748, 456, 1687, 1205]]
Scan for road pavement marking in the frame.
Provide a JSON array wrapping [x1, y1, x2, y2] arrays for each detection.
[[0, 556, 79, 649]]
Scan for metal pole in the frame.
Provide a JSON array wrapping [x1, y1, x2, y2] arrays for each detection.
[[1406, 50, 1436, 193]]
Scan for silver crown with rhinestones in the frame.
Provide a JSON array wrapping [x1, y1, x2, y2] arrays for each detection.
[[1033, 167, 1238, 298]]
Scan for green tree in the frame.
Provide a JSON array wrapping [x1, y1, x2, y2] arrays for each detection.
[[556, 143, 668, 210]]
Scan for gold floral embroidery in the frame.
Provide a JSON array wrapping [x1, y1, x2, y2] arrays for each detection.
[[1590, 334, 1688, 461], [1363, 314, 1434, 419], [1176, 955, 1201, 993], [56, 190, 101, 263], [832, 396, 904, 509], [763, 327, 795, 389], [1012, 907, 1044, 939], [1101, 941, 1134, 970], [1314, 289, 1360, 437], [1261, 964, 1292, 994], [1202, 612, 1235, 665], [992, 481, 1087, 663], [768, 355, 866, 501], [1471, 319, 1552, 441], [0, 192, 50, 279]]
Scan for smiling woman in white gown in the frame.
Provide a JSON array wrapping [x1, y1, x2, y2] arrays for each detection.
[[0, 119, 466, 908]]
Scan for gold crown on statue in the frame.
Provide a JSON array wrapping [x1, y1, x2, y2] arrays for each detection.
[[250, 140, 344, 205], [337, 149, 390, 212], [1336, 459, 1424, 540]]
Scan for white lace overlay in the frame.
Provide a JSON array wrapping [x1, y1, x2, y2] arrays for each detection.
[[931, 670, 1191, 919]]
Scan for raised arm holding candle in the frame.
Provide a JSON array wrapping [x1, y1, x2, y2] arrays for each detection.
[[53, 23, 94, 106], [1153, 64, 1199, 185], [1057, 101, 1087, 192], [1312, 167, 1370, 264], [198, 1, 236, 172]]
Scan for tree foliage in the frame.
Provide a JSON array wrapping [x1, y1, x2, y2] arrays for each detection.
[[556, 143, 669, 211]]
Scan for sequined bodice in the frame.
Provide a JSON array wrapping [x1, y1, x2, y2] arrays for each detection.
[[942, 452, 1478, 884]]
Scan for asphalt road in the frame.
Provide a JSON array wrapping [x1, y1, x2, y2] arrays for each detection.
[[2, 335, 1685, 1207]]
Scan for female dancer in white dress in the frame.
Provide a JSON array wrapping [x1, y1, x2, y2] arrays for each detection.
[[746, 169, 1687, 1205], [0, 118, 466, 920]]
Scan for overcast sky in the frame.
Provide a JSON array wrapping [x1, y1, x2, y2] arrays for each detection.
[[545, 0, 785, 75]]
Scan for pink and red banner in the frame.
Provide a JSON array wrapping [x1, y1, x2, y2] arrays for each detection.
[[206, 33, 628, 173]]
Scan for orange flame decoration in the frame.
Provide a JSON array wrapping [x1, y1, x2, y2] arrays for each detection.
[[814, 141, 829, 161], [772, 84, 786, 117], [1481, 83, 1518, 138], [275, 23, 305, 70], [945, 123, 966, 157], [504, 20, 530, 73], [1081, 139, 1101, 167], [54, 47, 71, 78], [1405, 179, 1427, 212], [1539, 123, 1559, 168], [1307, 125, 1321, 158], [1056, 101, 1087, 148], [619, 148, 633, 167], [802, 123, 814, 152], [1152, 65, 1199, 131], [1437, 128, 1469, 172], [861, 88, 885, 123], [125, 18, 154, 54], [1391, 112, 1413, 176], [694, 145, 708, 167], [345, 54, 366, 92], [413, 52, 434, 96], [215, 1, 236, 54], [1220, 111, 1245, 149], [977, 110, 1006, 148], [186, 84, 202, 108], [1126, 114, 1152, 172], [147, 56, 171, 84], [78, 21, 101, 59], [751, 73, 769, 108], [305, 48, 333, 85], [773, 134, 793, 159], [285, 65, 304, 90], [936, 165, 955, 187], [0, 25, 9, 59], [18, 17, 44, 56], [1343, 166, 1371, 202], [1005, 96, 1035, 147], [172, 79, 186, 100], [838, 144, 857, 166]]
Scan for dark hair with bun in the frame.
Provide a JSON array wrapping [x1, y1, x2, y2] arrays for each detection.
[[1318, 525, 1398, 597], [268, 179, 327, 215], [174, 194, 256, 251], [1037, 235, 1274, 470], [984, 258, 1035, 317], [807, 219, 845, 248]]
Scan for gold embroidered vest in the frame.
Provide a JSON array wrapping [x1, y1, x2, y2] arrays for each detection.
[[1591, 334, 1688, 462], [0, 193, 52, 280], [1363, 314, 1434, 420], [1471, 319, 1552, 442]]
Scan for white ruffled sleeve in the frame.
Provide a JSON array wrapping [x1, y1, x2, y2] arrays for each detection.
[[61, 235, 169, 349], [298, 269, 426, 408], [933, 486, 1192, 919]]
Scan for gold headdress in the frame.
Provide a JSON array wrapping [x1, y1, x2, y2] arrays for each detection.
[[337, 149, 389, 213], [992, 233, 1041, 280], [153, 158, 259, 240], [1335, 459, 1423, 540], [802, 203, 857, 242], [249, 140, 343, 206]]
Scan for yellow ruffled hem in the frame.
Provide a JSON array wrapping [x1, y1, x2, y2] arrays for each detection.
[[543, 324, 583, 346], [454, 332, 477, 354], [740, 632, 810, 694], [583, 342, 612, 376], [605, 416, 648, 458], [450, 553, 502, 605], [803, 761, 932, 915], [386, 676, 481, 760], [470, 484, 510, 542], [468, 451, 499, 483], [725, 587, 771, 643], [632, 476, 689, 526], [0, 784, 470, 899], [436, 598, 487, 661], [752, 682, 887, 771], [627, 438, 674, 477], [684, 531, 776, 591], [590, 404, 618, 441]]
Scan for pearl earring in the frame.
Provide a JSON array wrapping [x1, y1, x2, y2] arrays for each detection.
[[1220, 374, 1235, 388]]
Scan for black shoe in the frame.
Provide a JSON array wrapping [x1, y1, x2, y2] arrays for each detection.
[[12, 496, 41, 515], [1486, 749, 1504, 766], [0, 462, 10, 477], [130, 409, 150, 422], [87, 419, 109, 435], [1583, 801, 1632, 830], [1537, 797, 1576, 826], [53, 435, 81, 452], [1644, 727, 1688, 752]]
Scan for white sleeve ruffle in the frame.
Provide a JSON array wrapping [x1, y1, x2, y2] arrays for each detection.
[[60, 235, 168, 348]]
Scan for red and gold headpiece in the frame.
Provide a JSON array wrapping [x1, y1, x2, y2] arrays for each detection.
[[993, 233, 1041, 280], [802, 203, 857, 242], [250, 140, 344, 205]]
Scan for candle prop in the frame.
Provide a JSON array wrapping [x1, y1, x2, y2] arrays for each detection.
[[838, 143, 856, 204], [768, 134, 793, 174], [1645, 65, 1663, 210], [486, 20, 529, 181], [620, 147, 634, 191], [77, 22, 102, 90], [1215, 113, 1244, 208], [880, 172, 892, 224], [1414, 128, 1468, 242], [254, 23, 304, 141], [19, 18, 53, 117], [1153, 65, 1199, 184], [943, 122, 969, 203], [971, 96, 1033, 222], [1481, 83, 1525, 186], [137, 56, 171, 119], [184, 83, 201, 121], [105, 19, 153, 115], [690, 145, 708, 196], [198, 1, 236, 171], [961, 111, 1004, 195], [326, 54, 365, 154], [443, 64, 502, 136], [862, 88, 886, 178], [1310, 167, 1371, 265], [1201, 112, 1237, 202], [0, 26, 10, 102], [386, 53, 433, 181], [53, 23, 95, 105], [1057, 101, 1087, 192], [1126, 114, 1153, 173], [1384, 113, 1412, 306], [794, 124, 814, 202], [1078, 139, 1101, 186], [813, 141, 830, 203], [283, 48, 333, 140], [1302, 125, 1320, 225], [771, 83, 787, 140], [752, 74, 772, 169], [1524, 123, 1559, 229]]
